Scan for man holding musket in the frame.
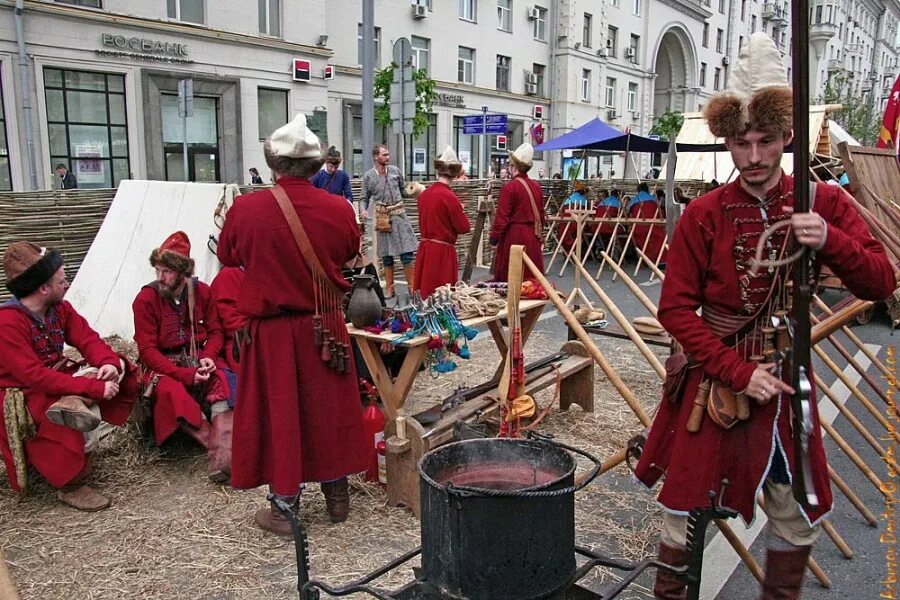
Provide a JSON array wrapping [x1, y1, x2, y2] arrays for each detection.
[[634, 33, 895, 599]]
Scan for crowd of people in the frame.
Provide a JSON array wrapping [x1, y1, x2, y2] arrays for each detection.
[[0, 31, 894, 600]]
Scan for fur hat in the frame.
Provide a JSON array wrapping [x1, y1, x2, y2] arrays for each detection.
[[508, 143, 534, 172], [3, 241, 64, 298], [149, 231, 194, 276], [268, 114, 323, 159], [325, 146, 342, 162], [703, 33, 792, 139], [434, 146, 463, 177]]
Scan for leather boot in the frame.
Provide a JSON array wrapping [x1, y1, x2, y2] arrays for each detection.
[[180, 419, 210, 449], [56, 453, 110, 512], [760, 545, 811, 600], [383, 266, 395, 298], [321, 477, 350, 523], [207, 409, 233, 484], [254, 506, 294, 537], [403, 262, 416, 294], [46, 395, 100, 432], [654, 542, 689, 600]]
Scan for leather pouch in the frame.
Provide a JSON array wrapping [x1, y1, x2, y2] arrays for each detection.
[[708, 382, 739, 429], [663, 352, 690, 403]]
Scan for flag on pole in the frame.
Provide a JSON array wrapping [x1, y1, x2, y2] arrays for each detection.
[[529, 122, 544, 145], [876, 73, 900, 158]]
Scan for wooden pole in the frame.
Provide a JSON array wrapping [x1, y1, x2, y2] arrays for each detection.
[[821, 520, 853, 559], [635, 245, 667, 281], [632, 205, 661, 277], [810, 300, 875, 345], [0, 549, 20, 600], [820, 417, 886, 492], [599, 251, 659, 317], [828, 464, 878, 526], [813, 295, 892, 380], [545, 219, 573, 271]]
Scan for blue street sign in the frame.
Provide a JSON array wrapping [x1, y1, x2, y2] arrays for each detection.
[[462, 113, 508, 135]]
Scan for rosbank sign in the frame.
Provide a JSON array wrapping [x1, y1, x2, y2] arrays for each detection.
[[101, 33, 189, 56]]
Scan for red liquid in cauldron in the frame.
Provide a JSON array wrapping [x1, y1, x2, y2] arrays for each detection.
[[436, 462, 562, 491]]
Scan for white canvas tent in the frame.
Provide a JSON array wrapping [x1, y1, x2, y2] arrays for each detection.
[[66, 180, 239, 338]]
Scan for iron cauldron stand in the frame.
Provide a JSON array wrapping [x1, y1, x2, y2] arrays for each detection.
[[274, 433, 735, 600]]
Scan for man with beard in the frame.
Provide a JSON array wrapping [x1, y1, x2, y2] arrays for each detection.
[[132, 231, 234, 483], [634, 33, 896, 599], [218, 115, 367, 534], [311, 146, 353, 205], [0, 242, 138, 510]]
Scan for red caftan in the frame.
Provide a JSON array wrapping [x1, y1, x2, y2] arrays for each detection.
[[491, 173, 547, 282], [210, 267, 247, 372], [0, 300, 138, 492], [132, 280, 230, 445], [413, 181, 471, 298], [217, 176, 368, 496], [630, 199, 668, 264], [634, 176, 895, 526]]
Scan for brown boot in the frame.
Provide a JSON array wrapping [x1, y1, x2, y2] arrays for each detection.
[[321, 477, 350, 523], [56, 453, 110, 512], [207, 409, 233, 484], [254, 506, 294, 537], [180, 419, 210, 449], [46, 395, 100, 432], [654, 542, 689, 600], [760, 545, 811, 600], [403, 262, 416, 294], [383, 265, 395, 298]]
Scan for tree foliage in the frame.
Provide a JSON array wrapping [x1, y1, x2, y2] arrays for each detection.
[[650, 108, 685, 141], [373, 64, 437, 139], [817, 73, 881, 145]]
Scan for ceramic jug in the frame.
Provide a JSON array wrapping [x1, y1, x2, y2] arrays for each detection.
[[347, 274, 383, 328]]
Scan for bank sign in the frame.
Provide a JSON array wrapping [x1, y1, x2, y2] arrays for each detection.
[[96, 33, 194, 65]]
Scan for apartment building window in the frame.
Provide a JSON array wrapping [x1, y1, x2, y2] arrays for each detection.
[[741, 0, 746, 20], [412, 36, 430, 73], [739, 35, 744, 51], [357, 25, 381, 67], [404, 114, 437, 180], [700, 62, 707, 86], [610, 0, 619, 7], [718, 0, 725, 12], [496, 55, 511, 91], [458, 47, 475, 84], [44, 68, 130, 188], [258, 88, 288, 141], [583, 13, 593, 48], [607, 26, 618, 57], [55, 0, 102, 6], [814, 5, 822, 23], [459, 0, 476, 21], [629, 35, 640, 62], [702, 23, 709, 47], [632, 0, 641, 16], [605, 77, 616, 107], [627, 82, 638, 111], [167, 0, 203, 24], [533, 6, 547, 40], [258, 0, 280, 36], [497, 0, 512, 31], [751, 15, 757, 32], [531, 63, 546, 96], [581, 69, 592, 102], [714, 67, 721, 90], [716, 28, 724, 52], [0, 77, 10, 191]]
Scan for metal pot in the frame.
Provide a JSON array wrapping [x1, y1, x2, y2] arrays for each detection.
[[418, 436, 601, 600], [347, 274, 383, 328]]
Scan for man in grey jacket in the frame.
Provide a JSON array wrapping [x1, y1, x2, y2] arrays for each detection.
[[361, 144, 418, 298]]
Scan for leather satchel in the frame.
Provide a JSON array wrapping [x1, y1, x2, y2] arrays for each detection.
[[708, 382, 740, 429], [375, 205, 392, 233], [662, 352, 691, 404]]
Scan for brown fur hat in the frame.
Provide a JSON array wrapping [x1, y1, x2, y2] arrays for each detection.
[[703, 33, 792, 139], [149, 231, 194, 276]]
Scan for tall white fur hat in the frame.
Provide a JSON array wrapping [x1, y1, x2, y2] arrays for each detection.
[[435, 146, 462, 165], [508, 143, 534, 170], [267, 114, 323, 159], [703, 33, 792, 139]]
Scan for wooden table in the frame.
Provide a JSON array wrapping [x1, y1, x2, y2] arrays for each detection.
[[347, 299, 548, 421]]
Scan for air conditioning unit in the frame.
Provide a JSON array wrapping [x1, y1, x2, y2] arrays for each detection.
[[525, 72, 539, 85], [527, 6, 540, 19], [525, 82, 538, 95], [761, 3, 776, 18], [606, 39, 613, 48], [624, 47, 635, 59], [411, 4, 427, 18], [606, 109, 618, 121], [722, 56, 730, 66], [631, 111, 642, 119], [597, 48, 608, 57]]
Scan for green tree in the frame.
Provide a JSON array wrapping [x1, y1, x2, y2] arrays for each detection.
[[817, 73, 880, 145], [373, 63, 437, 138], [650, 108, 684, 141]]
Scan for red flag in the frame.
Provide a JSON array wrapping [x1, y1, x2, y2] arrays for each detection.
[[529, 122, 544, 145], [877, 73, 900, 158]]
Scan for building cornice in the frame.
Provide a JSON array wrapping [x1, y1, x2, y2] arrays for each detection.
[[658, 0, 714, 22], [1, 0, 331, 58]]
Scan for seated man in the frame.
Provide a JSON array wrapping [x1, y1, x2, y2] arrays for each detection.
[[0, 242, 138, 510], [132, 231, 233, 483], [627, 182, 667, 264]]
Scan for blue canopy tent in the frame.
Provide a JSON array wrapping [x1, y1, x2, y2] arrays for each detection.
[[534, 117, 723, 153]]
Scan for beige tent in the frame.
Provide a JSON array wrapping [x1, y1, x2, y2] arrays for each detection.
[[667, 104, 842, 182]]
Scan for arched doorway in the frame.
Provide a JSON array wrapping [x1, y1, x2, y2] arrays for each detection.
[[653, 26, 698, 117]]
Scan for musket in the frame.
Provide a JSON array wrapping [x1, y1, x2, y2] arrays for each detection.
[[788, 0, 819, 508]]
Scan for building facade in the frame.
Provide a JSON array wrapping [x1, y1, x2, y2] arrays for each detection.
[[0, 0, 897, 191]]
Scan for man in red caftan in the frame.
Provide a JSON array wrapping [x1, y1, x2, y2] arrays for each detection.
[[490, 143, 546, 282], [0, 242, 137, 510], [218, 114, 368, 535], [635, 34, 896, 600], [132, 231, 234, 483], [627, 182, 667, 265], [413, 146, 471, 298], [210, 266, 246, 373]]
